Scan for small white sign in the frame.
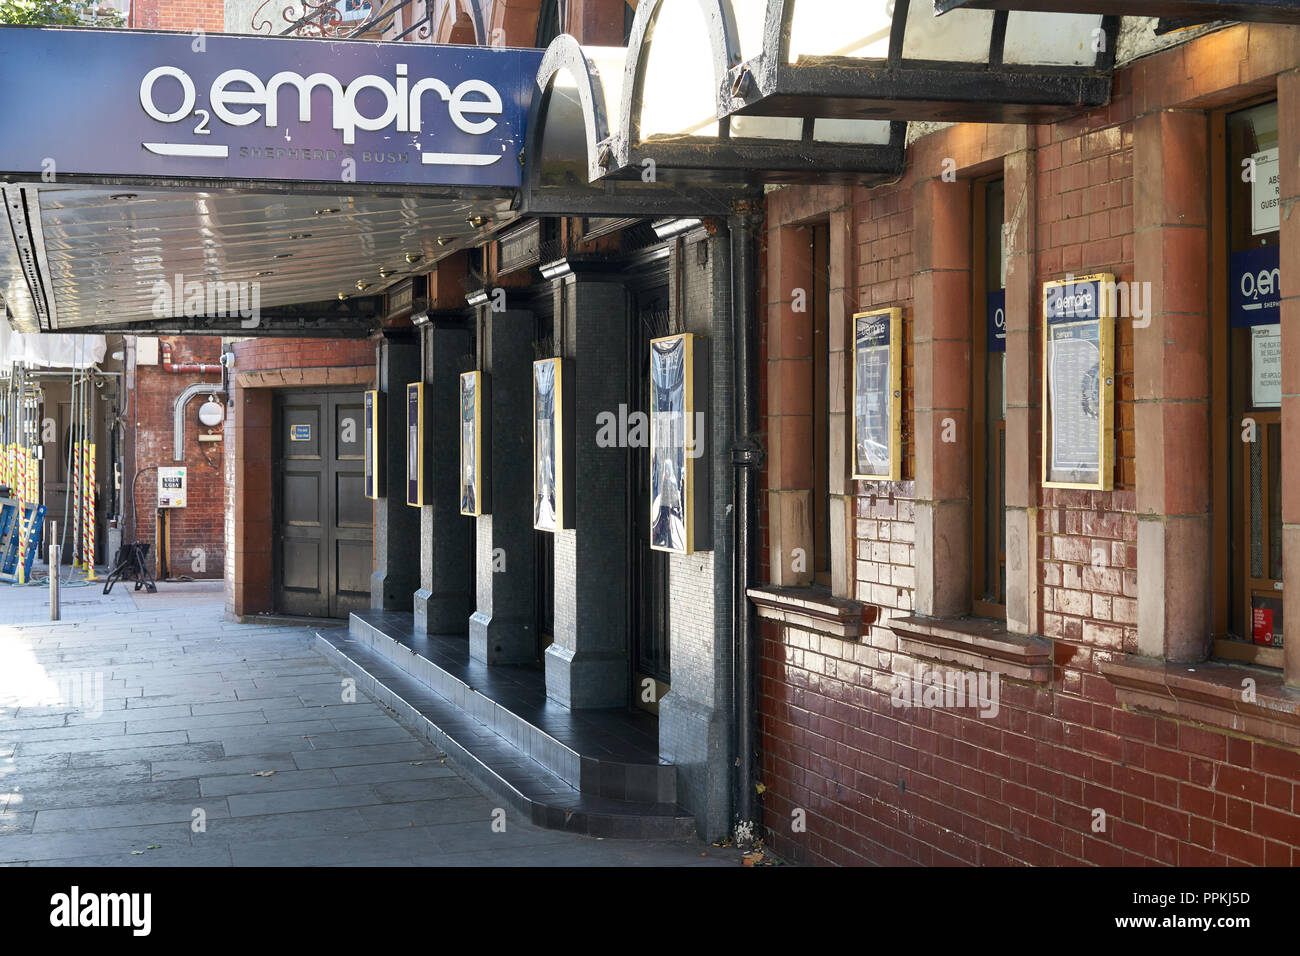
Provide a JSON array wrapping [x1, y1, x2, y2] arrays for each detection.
[[158, 466, 187, 508], [1251, 324, 1281, 407], [1252, 147, 1280, 236]]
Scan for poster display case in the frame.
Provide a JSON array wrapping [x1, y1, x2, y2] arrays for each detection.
[[851, 307, 903, 481], [1041, 274, 1115, 490]]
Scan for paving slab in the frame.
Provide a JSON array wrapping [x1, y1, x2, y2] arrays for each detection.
[[0, 603, 745, 867]]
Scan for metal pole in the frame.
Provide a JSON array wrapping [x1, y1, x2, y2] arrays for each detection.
[[49, 521, 59, 621], [730, 203, 762, 834]]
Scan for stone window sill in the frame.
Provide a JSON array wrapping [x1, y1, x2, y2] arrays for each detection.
[[889, 615, 1053, 683], [747, 586, 875, 641], [1100, 655, 1300, 749]]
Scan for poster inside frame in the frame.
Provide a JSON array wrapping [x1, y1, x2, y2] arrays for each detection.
[[460, 371, 485, 517], [851, 307, 903, 481], [364, 389, 385, 500], [533, 358, 573, 532], [649, 333, 708, 554], [405, 383, 425, 507], [1041, 273, 1115, 491]]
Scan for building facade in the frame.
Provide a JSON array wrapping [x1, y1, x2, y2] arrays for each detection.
[[3, 0, 1300, 858], [753, 22, 1300, 865]]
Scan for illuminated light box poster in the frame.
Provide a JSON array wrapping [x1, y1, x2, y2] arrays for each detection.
[[405, 382, 425, 507], [852, 308, 902, 481], [650, 333, 709, 554], [364, 389, 384, 500], [533, 358, 573, 532], [460, 371, 485, 517], [1042, 274, 1115, 490]]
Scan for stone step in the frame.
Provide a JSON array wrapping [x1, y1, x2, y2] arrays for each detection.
[[315, 625, 695, 840]]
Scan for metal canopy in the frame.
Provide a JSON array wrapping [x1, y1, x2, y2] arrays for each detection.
[[722, 0, 1117, 124], [521, 0, 907, 198], [935, 0, 1300, 24], [2, 183, 511, 333]]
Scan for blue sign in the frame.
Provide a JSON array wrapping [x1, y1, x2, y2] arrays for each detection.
[[1230, 245, 1281, 327], [290, 424, 311, 441], [0, 27, 542, 188], [987, 289, 1006, 353], [1045, 277, 1102, 323]]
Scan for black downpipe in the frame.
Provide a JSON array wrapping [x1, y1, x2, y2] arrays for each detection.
[[730, 205, 762, 831]]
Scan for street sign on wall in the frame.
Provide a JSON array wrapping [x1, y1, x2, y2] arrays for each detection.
[[0, 27, 542, 189]]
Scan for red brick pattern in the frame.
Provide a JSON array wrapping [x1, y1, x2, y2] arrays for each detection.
[[1039, 489, 1138, 656], [760, 617, 1300, 867], [853, 482, 917, 615], [131, 0, 224, 32], [127, 336, 224, 579]]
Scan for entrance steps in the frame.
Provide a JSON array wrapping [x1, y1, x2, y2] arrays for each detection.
[[315, 610, 694, 839]]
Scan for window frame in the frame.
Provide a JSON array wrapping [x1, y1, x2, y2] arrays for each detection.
[[1210, 91, 1285, 670], [971, 172, 1006, 620]]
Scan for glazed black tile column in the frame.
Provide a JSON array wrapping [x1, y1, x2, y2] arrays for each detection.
[[468, 302, 537, 664], [370, 329, 421, 610], [414, 314, 473, 633], [544, 272, 630, 709]]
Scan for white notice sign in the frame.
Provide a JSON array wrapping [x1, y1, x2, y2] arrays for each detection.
[[1252, 147, 1280, 236], [158, 466, 187, 508], [1252, 324, 1281, 407]]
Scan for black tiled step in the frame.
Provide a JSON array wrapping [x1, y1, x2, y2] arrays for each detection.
[[314, 628, 695, 840], [345, 610, 676, 803]]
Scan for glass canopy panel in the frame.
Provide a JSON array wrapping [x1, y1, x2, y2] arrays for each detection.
[[901, 1, 994, 62], [731, 0, 769, 63], [1002, 12, 1104, 66], [730, 114, 804, 140], [538, 68, 589, 188], [788, 0, 892, 63], [582, 46, 629, 139], [639, 0, 720, 137], [812, 119, 892, 145]]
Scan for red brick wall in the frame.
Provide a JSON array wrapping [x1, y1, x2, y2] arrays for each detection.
[[760, 617, 1300, 867], [131, 0, 224, 32], [756, 25, 1300, 867], [127, 336, 225, 578]]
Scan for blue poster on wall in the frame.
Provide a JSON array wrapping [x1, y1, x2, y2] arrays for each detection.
[[987, 289, 1006, 353], [1230, 245, 1281, 327]]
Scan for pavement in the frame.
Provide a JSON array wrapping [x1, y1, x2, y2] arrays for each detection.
[[0, 581, 743, 867]]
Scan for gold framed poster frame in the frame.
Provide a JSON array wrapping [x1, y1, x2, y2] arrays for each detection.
[[1041, 273, 1115, 491], [851, 307, 903, 481], [533, 357, 574, 532], [364, 389, 384, 500], [460, 370, 485, 517], [649, 332, 709, 554], [405, 382, 425, 507]]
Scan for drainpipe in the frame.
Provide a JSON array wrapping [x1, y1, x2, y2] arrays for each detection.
[[730, 201, 762, 834], [161, 341, 222, 374]]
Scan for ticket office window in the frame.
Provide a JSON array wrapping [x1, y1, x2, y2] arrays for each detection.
[[972, 176, 1006, 616], [1216, 99, 1282, 667]]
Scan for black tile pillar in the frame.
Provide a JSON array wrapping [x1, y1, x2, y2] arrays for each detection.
[[468, 302, 537, 664], [414, 314, 474, 633], [544, 272, 630, 708], [371, 329, 421, 610]]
